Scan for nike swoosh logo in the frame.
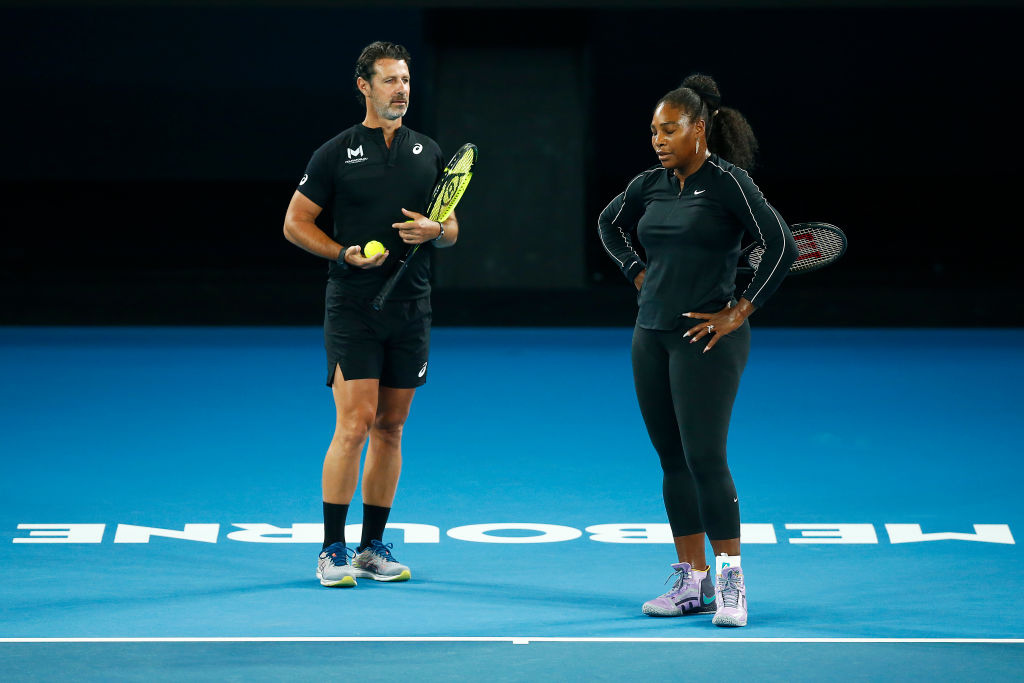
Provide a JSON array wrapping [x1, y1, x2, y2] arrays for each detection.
[[702, 594, 716, 605], [694, 189, 706, 195]]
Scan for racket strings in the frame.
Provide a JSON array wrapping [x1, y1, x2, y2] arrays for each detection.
[[747, 227, 845, 273], [427, 146, 476, 223]]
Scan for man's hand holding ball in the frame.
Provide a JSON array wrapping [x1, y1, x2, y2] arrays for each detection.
[[363, 240, 386, 258], [344, 241, 388, 269]]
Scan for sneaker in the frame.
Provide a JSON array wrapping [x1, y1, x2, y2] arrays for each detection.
[[351, 540, 411, 582], [316, 542, 357, 587], [712, 566, 747, 627], [642, 562, 717, 616]]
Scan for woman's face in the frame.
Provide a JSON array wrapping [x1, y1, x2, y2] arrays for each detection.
[[651, 102, 702, 170]]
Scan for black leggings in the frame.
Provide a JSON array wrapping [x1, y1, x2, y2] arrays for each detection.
[[631, 319, 750, 541]]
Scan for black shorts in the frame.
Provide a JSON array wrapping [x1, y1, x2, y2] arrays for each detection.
[[324, 283, 431, 389]]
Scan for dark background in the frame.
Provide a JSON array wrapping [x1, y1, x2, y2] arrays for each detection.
[[3, 0, 1021, 326]]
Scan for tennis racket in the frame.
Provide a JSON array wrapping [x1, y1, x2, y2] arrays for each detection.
[[737, 222, 847, 276], [371, 143, 478, 311]]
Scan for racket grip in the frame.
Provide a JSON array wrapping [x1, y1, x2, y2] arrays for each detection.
[[371, 263, 407, 311]]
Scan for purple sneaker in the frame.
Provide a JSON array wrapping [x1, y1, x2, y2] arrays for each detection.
[[642, 562, 717, 616], [712, 566, 747, 627]]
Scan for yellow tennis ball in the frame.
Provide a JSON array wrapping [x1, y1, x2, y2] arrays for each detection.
[[364, 240, 385, 258]]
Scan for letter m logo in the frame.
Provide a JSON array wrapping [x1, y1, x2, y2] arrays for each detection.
[[347, 146, 364, 159]]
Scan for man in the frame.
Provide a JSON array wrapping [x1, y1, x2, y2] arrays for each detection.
[[283, 41, 458, 587]]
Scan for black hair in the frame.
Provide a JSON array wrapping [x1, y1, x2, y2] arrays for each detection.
[[656, 73, 758, 170], [353, 41, 411, 104]]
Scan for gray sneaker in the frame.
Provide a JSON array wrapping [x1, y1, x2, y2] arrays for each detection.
[[317, 542, 357, 587], [642, 562, 717, 616], [712, 566, 748, 627], [351, 540, 411, 582]]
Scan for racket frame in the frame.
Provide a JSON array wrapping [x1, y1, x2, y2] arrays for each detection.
[[737, 222, 847, 276], [370, 143, 477, 311]]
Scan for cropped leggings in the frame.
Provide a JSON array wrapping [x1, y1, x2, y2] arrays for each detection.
[[631, 319, 750, 540]]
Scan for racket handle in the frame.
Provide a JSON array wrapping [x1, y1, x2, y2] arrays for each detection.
[[371, 270, 401, 311], [371, 251, 416, 311]]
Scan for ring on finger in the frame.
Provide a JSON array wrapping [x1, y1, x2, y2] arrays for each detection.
[[707, 324, 714, 333]]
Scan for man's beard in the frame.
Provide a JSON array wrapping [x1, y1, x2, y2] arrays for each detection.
[[375, 98, 408, 121]]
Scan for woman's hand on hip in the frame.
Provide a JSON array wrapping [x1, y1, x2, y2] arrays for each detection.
[[682, 299, 756, 353]]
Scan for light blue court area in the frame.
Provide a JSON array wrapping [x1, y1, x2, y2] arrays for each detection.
[[1, 327, 1022, 680]]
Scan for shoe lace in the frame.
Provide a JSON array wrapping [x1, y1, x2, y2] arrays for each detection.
[[321, 544, 353, 566], [662, 566, 693, 598], [718, 573, 743, 608], [370, 540, 398, 562]]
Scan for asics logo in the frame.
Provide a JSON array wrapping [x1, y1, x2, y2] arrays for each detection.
[[299, 174, 308, 185], [418, 362, 427, 378], [412, 143, 423, 155]]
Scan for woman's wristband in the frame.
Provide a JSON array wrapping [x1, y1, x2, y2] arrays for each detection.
[[432, 221, 445, 242]]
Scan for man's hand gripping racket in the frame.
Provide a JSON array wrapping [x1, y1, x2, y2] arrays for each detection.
[[370, 143, 478, 311]]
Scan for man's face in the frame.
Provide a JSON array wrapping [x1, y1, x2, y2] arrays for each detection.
[[361, 58, 410, 121]]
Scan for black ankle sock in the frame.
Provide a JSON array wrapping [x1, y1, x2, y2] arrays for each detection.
[[359, 504, 391, 551], [322, 502, 349, 550]]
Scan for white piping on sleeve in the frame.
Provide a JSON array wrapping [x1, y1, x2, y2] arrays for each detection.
[[709, 160, 787, 303], [610, 169, 656, 226], [597, 196, 629, 268], [600, 170, 656, 269]]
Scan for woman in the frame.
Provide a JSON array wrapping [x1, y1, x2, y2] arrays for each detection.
[[598, 74, 797, 627]]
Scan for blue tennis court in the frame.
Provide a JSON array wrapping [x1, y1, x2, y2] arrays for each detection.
[[1, 327, 1022, 680]]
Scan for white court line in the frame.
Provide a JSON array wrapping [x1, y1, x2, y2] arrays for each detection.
[[1, 637, 1022, 644]]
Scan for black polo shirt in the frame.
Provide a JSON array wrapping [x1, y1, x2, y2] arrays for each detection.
[[610, 155, 797, 329], [297, 124, 444, 300]]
